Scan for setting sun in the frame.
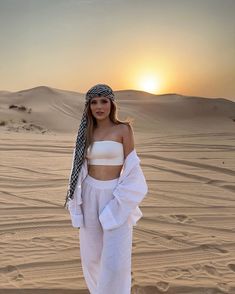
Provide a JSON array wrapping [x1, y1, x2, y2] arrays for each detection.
[[138, 75, 161, 94]]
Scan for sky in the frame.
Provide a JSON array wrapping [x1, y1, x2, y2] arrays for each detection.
[[0, 0, 234, 99]]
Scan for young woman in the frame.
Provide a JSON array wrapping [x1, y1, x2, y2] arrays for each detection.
[[64, 84, 148, 294]]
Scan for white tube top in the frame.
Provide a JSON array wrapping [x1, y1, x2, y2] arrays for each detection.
[[86, 140, 124, 165]]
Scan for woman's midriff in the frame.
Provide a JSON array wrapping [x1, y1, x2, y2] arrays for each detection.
[[88, 164, 123, 180]]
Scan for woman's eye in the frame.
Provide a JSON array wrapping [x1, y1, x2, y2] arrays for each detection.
[[101, 100, 108, 103], [91, 101, 96, 104]]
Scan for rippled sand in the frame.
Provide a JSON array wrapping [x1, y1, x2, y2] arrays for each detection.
[[0, 87, 235, 293]]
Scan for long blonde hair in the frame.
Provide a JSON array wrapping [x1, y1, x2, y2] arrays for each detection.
[[84, 99, 133, 157]]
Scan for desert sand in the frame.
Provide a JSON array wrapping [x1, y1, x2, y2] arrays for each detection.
[[0, 86, 235, 293]]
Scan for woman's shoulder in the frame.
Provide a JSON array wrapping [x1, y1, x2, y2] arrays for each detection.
[[117, 123, 134, 137], [119, 123, 135, 158], [117, 122, 133, 132]]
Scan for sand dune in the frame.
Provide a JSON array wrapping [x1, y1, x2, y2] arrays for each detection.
[[0, 86, 235, 293], [0, 86, 234, 135]]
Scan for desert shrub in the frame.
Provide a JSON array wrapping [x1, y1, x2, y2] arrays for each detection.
[[0, 120, 6, 126], [18, 105, 27, 111], [9, 104, 18, 109]]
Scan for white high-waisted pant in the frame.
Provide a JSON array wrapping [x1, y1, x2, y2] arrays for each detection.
[[79, 174, 133, 294]]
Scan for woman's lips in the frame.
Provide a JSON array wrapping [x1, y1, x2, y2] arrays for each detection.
[[96, 112, 104, 115]]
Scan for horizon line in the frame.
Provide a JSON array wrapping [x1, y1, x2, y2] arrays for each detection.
[[0, 85, 234, 101]]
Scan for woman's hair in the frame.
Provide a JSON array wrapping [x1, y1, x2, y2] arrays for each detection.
[[84, 99, 134, 156]]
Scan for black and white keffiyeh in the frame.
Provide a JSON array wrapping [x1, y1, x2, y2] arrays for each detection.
[[63, 84, 115, 209]]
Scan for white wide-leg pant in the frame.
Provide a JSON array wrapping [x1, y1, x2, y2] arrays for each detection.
[[79, 174, 133, 294]]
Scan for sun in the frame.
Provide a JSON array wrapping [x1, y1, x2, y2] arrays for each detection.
[[138, 75, 161, 94]]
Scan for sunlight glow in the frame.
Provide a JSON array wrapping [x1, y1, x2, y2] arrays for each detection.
[[138, 75, 161, 94]]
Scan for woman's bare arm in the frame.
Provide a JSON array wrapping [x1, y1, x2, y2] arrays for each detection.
[[122, 124, 135, 159]]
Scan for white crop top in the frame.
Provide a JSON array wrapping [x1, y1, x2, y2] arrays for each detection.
[[86, 140, 124, 165]]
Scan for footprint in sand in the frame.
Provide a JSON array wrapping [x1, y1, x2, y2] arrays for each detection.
[[132, 285, 169, 294], [192, 263, 202, 271], [169, 214, 194, 224], [227, 263, 235, 272], [0, 232, 16, 239], [178, 268, 194, 279], [163, 268, 181, 279], [31, 236, 54, 242], [199, 244, 228, 254], [2, 265, 18, 274], [15, 273, 24, 281], [203, 264, 221, 277], [164, 267, 196, 280], [216, 282, 231, 293], [2, 265, 24, 285], [156, 281, 170, 292]]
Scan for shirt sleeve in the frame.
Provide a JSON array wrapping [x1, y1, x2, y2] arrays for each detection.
[[68, 198, 84, 228], [98, 163, 148, 230]]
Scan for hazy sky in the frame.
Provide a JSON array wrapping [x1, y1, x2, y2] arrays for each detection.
[[0, 0, 234, 99]]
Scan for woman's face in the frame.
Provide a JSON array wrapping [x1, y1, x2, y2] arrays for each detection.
[[89, 96, 111, 120]]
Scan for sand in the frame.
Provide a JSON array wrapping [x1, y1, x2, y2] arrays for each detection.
[[0, 86, 235, 293]]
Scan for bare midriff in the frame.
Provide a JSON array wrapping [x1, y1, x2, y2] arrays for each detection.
[[88, 164, 123, 180]]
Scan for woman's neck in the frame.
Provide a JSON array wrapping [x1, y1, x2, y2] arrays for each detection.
[[95, 118, 114, 129]]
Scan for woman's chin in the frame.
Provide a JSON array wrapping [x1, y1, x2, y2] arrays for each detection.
[[94, 115, 108, 120]]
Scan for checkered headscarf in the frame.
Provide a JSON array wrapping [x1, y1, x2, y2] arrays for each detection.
[[63, 84, 115, 209]]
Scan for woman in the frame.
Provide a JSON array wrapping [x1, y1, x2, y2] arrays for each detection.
[[64, 84, 148, 294]]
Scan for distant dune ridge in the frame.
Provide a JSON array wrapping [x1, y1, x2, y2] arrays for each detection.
[[0, 86, 235, 293], [0, 85, 234, 134]]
